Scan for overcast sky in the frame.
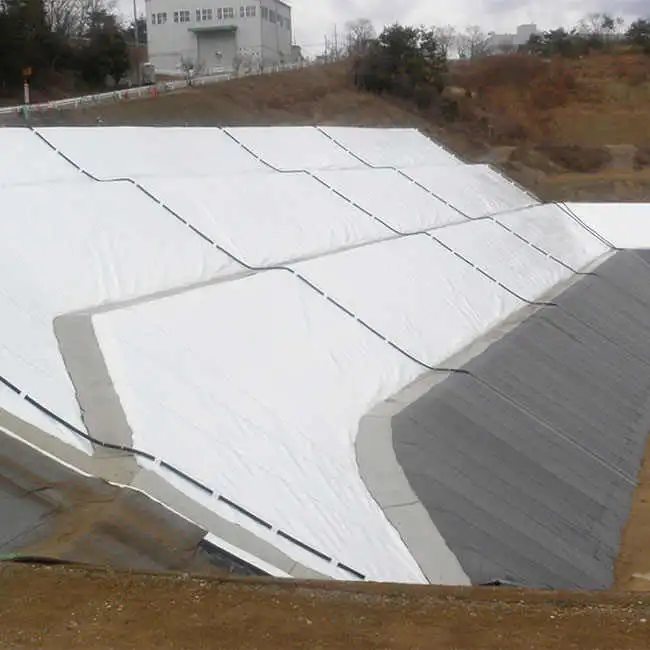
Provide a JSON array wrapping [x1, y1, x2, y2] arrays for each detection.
[[122, 0, 648, 54]]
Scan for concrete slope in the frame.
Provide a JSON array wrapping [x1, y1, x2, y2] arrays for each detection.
[[388, 251, 650, 589]]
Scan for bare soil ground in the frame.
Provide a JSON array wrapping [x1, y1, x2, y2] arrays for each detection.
[[2, 563, 650, 650]]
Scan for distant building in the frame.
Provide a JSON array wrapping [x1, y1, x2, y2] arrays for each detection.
[[485, 23, 541, 53], [144, 0, 294, 75]]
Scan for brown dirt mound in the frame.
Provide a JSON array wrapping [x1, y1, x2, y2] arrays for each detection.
[[1, 563, 650, 649]]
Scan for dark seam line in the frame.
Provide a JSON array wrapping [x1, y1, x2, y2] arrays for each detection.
[[276, 530, 332, 562], [217, 495, 273, 529]]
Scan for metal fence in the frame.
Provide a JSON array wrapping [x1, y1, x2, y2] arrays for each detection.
[[0, 61, 308, 117]]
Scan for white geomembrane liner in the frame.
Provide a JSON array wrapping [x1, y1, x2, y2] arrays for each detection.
[[436, 219, 573, 302], [317, 168, 464, 233], [564, 202, 650, 249], [497, 204, 610, 268], [35, 127, 266, 179], [225, 126, 361, 171], [296, 235, 521, 366], [406, 164, 537, 218], [0, 383, 92, 454], [92, 270, 468, 584], [0, 181, 235, 445], [140, 172, 388, 265], [0, 129, 79, 186], [321, 126, 462, 168]]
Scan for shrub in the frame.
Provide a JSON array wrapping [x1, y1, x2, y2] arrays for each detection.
[[541, 145, 612, 172], [634, 146, 650, 169], [353, 23, 447, 104]]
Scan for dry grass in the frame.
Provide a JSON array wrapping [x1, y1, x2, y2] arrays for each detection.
[[449, 50, 650, 148]]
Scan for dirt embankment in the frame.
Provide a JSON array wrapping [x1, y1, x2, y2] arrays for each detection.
[[1, 563, 650, 650], [12, 54, 650, 201]]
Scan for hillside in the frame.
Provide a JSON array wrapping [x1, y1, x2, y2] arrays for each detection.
[[6, 52, 650, 201]]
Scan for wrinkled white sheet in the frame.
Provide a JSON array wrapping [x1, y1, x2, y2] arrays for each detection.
[[320, 127, 462, 168], [406, 164, 537, 218], [224, 126, 360, 171], [0, 129, 79, 186], [0, 181, 234, 444], [140, 172, 389, 266], [296, 234, 521, 366], [93, 269, 469, 584], [35, 127, 266, 179], [436, 219, 573, 302], [564, 203, 650, 249], [496, 204, 610, 268], [316, 167, 464, 233]]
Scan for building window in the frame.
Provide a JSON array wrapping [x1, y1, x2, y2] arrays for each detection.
[[154, 11, 167, 23], [245, 5, 255, 16], [179, 9, 190, 22], [202, 8, 212, 20], [216, 7, 222, 18], [173, 10, 179, 22], [277, 15, 283, 27], [239, 5, 244, 17], [151, 13, 156, 24], [269, 9, 275, 22], [261, 6, 268, 19], [285, 17, 290, 31], [224, 6, 234, 18], [196, 8, 201, 20]]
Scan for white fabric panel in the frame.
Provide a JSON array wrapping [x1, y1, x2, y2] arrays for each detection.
[[564, 203, 650, 249], [296, 235, 521, 366], [407, 164, 537, 217], [0, 181, 235, 444], [316, 168, 464, 233], [0, 129, 78, 186], [321, 127, 462, 168], [140, 172, 388, 265], [497, 204, 610, 269], [93, 270, 469, 584], [225, 126, 360, 171], [0, 383, 91, 454], [35, 127, 265, 179], [436, 220, 573, 302]]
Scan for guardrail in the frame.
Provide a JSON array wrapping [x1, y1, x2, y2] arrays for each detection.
[[0, 62, 307, 117]]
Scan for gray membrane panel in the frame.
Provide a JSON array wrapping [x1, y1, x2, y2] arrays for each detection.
[[393, 251, 650, 589]]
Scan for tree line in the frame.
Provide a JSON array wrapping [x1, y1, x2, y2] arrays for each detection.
[[347, 14, 650, 115], [0, 0, 145, 97]]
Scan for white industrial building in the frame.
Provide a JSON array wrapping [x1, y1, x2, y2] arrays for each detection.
[[485, 24, 540, 53], [144, 0, 293, 75]]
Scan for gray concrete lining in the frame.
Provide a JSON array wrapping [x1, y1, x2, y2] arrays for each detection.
[[54, 313, 136, 454], [383, 250, 650, 589], [355, 256, 607, 585]]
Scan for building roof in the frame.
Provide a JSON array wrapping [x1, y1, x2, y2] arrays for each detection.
[[188, 24, 238, 33]]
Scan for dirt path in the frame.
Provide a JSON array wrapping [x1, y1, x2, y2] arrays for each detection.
[[1, 563, 650, 650]]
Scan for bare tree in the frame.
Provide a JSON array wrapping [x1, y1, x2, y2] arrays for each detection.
[[431, 25, 456, 57], [42, 0, 118, 36], [578, 12, 625, 39], [344, 17, 376, 55], [456, 25, 489, 59]]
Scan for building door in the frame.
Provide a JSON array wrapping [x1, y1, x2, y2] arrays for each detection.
[[197, 31, 237, 72]]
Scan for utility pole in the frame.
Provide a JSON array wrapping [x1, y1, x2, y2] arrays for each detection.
[[334, 24, 338, 60], [133, 0, 141, 85]]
